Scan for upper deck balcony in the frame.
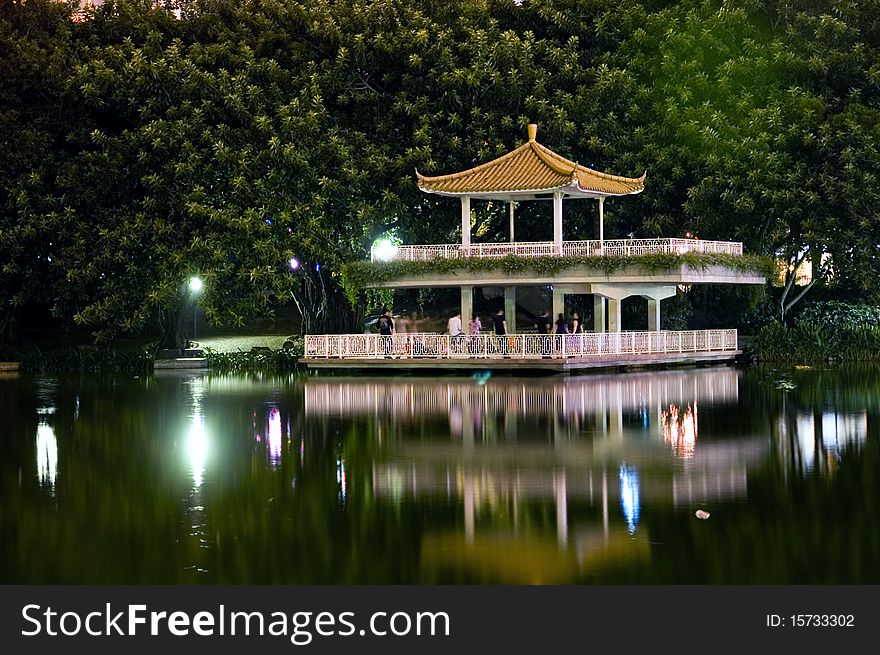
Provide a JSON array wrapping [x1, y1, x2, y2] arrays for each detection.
[[370, 238, 743, 262]]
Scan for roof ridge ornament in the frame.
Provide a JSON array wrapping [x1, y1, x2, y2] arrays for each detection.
[[527, 123, 537, 142]]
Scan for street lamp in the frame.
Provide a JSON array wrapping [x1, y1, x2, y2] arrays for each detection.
[[189, 276, 203, 342], [374, 239, 398, 262]]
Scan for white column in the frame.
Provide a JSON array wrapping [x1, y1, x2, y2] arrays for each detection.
[[461, 285, 473, 325], [504, 286, 516, 333], [509, 201, 515, 243], [553, 191, 563, 255], [598, 196, 605, 252], [552, 288, 565, 324], [460, 196, 471, 249], [593, 295, 605, 333], [647, 298, 661, 332], [608, 298, 621, 333]]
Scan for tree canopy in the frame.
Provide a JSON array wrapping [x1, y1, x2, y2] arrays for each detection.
[[2, 0, 879, 342]]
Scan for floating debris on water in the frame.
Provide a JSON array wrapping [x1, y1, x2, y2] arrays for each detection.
[[695, 509, 711, 520]]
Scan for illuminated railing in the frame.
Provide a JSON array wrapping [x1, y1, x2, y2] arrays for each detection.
[[370, 239, 743, 262], [303, 329, 738, 360]]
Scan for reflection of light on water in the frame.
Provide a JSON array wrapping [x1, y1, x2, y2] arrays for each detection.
[[188, 414, 208, 488], [661, 403, 697, 458], [790, 411, 867, 473], [337, 457, 346, 500], [36, 422, 58, 489], [796, 414, 815, 470], [619, 465, 640, 534], [821, 412, 866, 454], [184, 376, 209, 488], [267, 407, 282, 467]]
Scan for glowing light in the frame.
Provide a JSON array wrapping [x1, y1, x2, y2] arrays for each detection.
[[619, 464, 640, 534], [374, 239, 398, 262], [187, 414, 208, 488], [662, 403, 698, 458], [337, 457, 347, 500], [267, 407, 282, 467], [36, 423, 58, 489], [289, 257, 300, 270], [189, 276, 203, 293]]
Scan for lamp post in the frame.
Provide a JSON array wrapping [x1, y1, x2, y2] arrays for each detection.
[[189, 276, 203, 342]]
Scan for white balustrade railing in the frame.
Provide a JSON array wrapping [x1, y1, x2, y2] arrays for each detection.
[[370, 239, 743, 262], [304, 329, 738, 360]]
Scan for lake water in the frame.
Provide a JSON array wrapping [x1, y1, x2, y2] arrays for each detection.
[[2, 365, 878, 584]]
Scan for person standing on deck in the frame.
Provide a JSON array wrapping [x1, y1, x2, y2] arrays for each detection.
[[492, 308, 507, 336], [552, 313, 568, 335], [378, 308, 394, 357], [493, 308, 508, 356], [447, 311, 462, 337], [535, 309, 550, 334], [470, 314, 482, 336], [535, 308, 551, 357], [469, 314, 482, 355], [447, 311, 463, 354]]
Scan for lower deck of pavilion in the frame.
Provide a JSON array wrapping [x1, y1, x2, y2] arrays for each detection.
[[302, 329, 740, 373]]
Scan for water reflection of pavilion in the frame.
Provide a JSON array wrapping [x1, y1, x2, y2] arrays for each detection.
[[304, 369, 766, 580], [305, 368, 738, 441]]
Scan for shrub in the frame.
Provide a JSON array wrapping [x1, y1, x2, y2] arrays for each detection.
[[752, 320, 880, 362], [17, 346, 155, 373], [795, 301, 880, 330], [202, 344, 302, 372]]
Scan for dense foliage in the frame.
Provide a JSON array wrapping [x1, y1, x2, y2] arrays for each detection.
[[203, 341, 302, 371], [752, 319, 880, 361], [794, 300, 880, 329], [2, 0, 879, 343], [14, 344, 155, 373]]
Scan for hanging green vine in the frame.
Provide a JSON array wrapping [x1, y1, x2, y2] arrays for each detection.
[[340, 253, 774, 305]]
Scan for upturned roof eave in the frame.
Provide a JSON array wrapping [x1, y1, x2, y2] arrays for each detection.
[[414, 124, 646, 197], [417, 180, 646, 199]]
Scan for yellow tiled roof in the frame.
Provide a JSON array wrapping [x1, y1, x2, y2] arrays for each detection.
[[416, 125, 645, 196]]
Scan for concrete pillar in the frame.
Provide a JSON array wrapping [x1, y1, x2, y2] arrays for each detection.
[[593, 295, 605, 333], [552, 288, 565, 324], [608, 298, 621, 333], [460, 196, 471, 249], [647, 298, 661, 331], [504, 286, 517, 333], [598, 196, 605, 251], [553, 192, 563, 255], [509, 201, 515, 243], [460, 285, 473, 325]]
